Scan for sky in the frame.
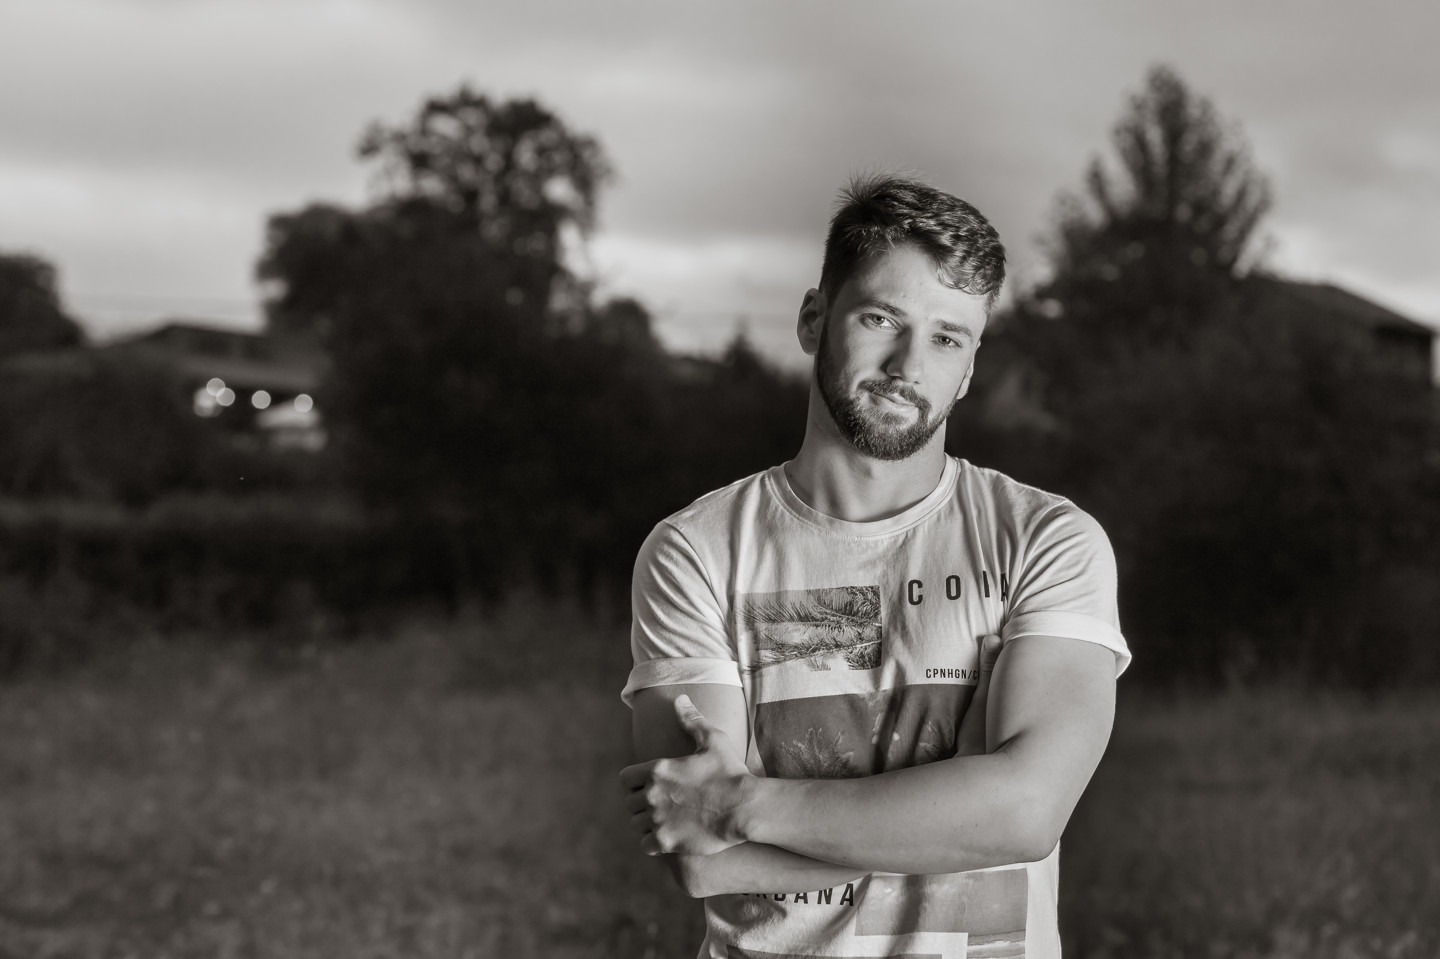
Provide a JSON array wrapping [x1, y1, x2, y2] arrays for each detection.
[[2, 0, 1437, 370]]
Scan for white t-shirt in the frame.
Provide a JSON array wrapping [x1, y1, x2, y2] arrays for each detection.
[[625, 456, 1130, 959]]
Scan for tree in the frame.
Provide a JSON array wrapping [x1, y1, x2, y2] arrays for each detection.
[[261, 86, 610, 346], [257, 86, 654, 597], [1070, 65, 1270, 272], [357, 87, 609, 254], [1034, 65, 1271, 351], [978, 66, 1277, 487], [0, 252, 85, 360], [257, 85, 616, 472]]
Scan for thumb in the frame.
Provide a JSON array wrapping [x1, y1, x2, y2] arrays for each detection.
[[674, 694, 712, 749], [979, 634, 1004, 672]]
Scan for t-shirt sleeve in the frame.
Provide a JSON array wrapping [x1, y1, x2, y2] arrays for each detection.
[[1001, 503, 1131, 676], [621, 520, 742, 707]]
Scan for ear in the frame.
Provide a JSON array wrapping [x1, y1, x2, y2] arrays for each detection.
[[797, 288, 826, 356]]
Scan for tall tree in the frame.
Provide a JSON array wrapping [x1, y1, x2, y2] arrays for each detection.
[[1035, 64, 1271, 350], [1069, 64, 1271, 273], [977, 65, 1275, 472], [257, 86, 648, 595]]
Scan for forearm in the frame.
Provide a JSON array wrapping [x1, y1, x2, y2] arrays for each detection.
[[669, 842, 869, 898], [738, 750, 1054, 875], [732, 638, 1117, 875]]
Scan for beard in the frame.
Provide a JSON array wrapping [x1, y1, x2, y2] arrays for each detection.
[[815, 321, 955, 461]]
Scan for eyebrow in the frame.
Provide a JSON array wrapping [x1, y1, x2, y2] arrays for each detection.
[[935, 320, 977, 342], [857, 299, 977, 342]]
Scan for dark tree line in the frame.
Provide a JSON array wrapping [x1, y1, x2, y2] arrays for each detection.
[[3, 70, 1435, 685], [0, 252, 327, 506], [0, 252, 233, 505]]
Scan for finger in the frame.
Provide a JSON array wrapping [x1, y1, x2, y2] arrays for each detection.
[[674, 694, 713, 750], [625, 790, 651, 814], [629, 810, 654, 834], [978, 633, 1003, 672], [640, 832, 663, 856], [619, 761, 656, 791]]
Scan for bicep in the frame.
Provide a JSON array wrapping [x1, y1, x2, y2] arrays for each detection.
[[631, 683, 749, 762], [987, 635, 1117, 843]]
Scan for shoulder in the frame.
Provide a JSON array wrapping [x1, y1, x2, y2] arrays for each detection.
[[635, 466, 775, 566], [951, 458, 1093, 526], [951, 458, 1115, 561], [653, 466, 775, 539]]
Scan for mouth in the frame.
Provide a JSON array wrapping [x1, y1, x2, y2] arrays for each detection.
[[864, 386, 919, 410]]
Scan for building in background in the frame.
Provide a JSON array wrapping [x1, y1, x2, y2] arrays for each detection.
[[102, 320, 328, 450], [1254, 279, 1438, 385]]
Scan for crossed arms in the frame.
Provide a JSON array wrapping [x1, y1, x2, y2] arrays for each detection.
[[621, 632, 1117, 898]]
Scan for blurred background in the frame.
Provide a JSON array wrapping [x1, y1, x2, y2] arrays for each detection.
[[1, 2, 1437, 957]]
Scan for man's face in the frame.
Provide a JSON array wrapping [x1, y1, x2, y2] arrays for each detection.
[[807, 242, 987, 461]]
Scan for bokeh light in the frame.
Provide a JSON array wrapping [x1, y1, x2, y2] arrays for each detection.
[[251, 390, 271, 410], [294, 394, 314, 413], [192, 387, 220, 417], [216, 387, 236, 407]]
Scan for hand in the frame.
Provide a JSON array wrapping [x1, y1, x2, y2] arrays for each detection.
[[620, 695, 754, 856], [954, 633, 1003, 757]]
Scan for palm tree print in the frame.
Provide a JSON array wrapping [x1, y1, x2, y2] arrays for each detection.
[[773, 726, 859, 778], [738, 585, 882, 671]]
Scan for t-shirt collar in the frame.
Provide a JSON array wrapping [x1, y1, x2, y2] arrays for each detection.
[[768, 455, 959, 537]]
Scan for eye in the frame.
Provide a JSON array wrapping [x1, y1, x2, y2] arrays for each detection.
[[934, 334, 961, 350], [861, 313, 896, 330]]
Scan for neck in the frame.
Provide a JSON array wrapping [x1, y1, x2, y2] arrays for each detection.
[[786, 395, 949, 523]]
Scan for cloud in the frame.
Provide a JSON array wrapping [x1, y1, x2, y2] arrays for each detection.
[[0, 1, 428, 187]]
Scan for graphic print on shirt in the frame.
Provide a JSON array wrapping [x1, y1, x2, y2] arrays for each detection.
[[754, 686, 975, 778], [739, 585, 883, 671], [726, 948, 940, 959], [858, 870, 1028, 958]]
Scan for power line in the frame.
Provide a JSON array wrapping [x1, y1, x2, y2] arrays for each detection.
[[69, 291, 261, 309]]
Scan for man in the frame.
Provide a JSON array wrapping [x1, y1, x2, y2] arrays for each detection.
[[621, 175, 1130, 959]]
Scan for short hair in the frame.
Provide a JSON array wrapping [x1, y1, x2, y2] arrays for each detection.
[[819, 174, 1006, 312]]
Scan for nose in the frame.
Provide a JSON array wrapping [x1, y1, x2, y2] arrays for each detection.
[[883, 330, 925, 383]]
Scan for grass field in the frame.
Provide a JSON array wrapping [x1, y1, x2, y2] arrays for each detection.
[[1, 604, 1436, 958]]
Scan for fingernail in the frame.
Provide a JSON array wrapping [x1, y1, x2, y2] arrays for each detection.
[[676, 694, 693, 709]]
